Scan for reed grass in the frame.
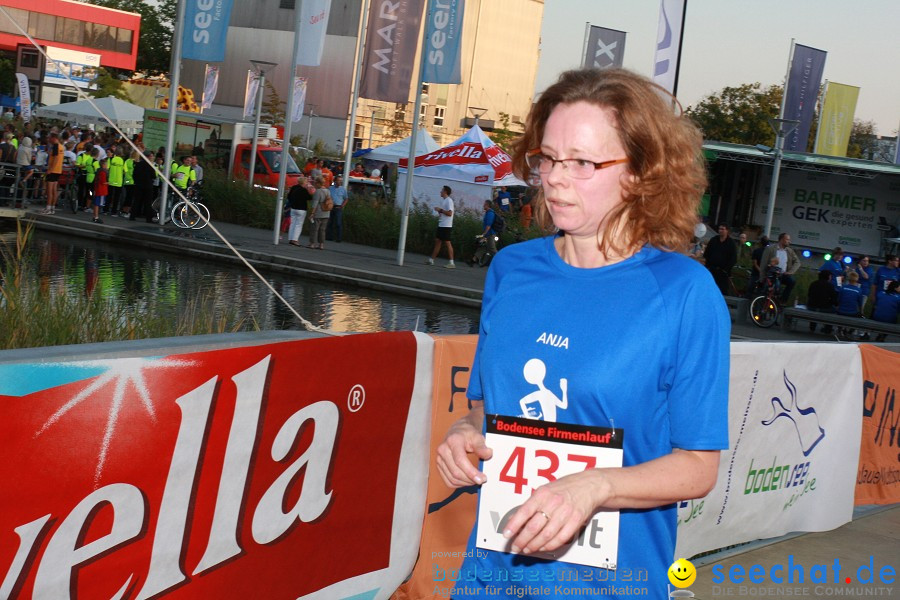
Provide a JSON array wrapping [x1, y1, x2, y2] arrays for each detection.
[[0, 222, 254, 350]]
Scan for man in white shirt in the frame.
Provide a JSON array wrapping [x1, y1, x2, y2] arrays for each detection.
[[426, 185, 456, 268]]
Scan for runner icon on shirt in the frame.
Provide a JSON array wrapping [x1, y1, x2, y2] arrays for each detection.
[[518, 358, 568, 422]]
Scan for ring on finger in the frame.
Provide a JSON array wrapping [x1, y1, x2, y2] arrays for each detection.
[[538, 511, 551, 521]]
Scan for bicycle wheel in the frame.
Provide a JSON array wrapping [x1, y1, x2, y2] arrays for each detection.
[[67, 185, 79, 214], [749, 295, 779, 328], [180, 202, 210, 230], [170, 202, 189, 228]]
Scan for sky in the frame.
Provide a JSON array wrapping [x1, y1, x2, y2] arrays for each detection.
[[535, 0, 900, 136]]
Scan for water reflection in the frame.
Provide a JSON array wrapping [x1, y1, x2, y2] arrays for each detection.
[[20, 232, 481, 335]]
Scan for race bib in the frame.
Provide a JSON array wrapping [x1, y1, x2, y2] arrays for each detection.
[[476, 415, 624, 570]]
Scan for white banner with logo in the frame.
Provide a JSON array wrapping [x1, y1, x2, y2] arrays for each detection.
[[296, 0, 331, 66], [291, 76, 308, 123], [675, 342, 862, 559], [16, 73, 31, 123], [242, 70, 259, 120], [756, 168, 900, 256], [201, 64, 219, 110], [652, 0, 685, 94]]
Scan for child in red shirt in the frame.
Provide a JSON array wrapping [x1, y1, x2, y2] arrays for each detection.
[[92, 158, 108, 223]]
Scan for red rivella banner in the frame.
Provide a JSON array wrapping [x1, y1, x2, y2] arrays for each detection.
[[0, 332, 433, 599]]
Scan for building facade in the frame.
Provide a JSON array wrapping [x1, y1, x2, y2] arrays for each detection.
[[0, 0, 140, 107], [179, 0, 543, 155]]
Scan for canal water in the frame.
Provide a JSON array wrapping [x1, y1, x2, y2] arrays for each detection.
[[20, 231, 481, 335]]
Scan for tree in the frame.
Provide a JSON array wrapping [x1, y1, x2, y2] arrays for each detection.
[[847, 120, 878, 160], [488, 112, 518, 153], [685, 83, 783, 147], [90, 68, 132, 101], [0, 57, 15, 97], [85, 0, 174, 75], [261, 80, 285, 125]]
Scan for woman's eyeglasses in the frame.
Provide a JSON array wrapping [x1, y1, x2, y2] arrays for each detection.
[[525, 149, 628, 180]]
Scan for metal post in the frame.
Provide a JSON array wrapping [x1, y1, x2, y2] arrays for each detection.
[[248, 71, 265, 190], [306, 105, 316, 146], [160, 0, 187, 225], [763, 118, 799, 238], [368, 109, 375, 148], [342, 0, 372, 190]]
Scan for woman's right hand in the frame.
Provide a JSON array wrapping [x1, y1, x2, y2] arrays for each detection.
[[436, 406, 492, 488]]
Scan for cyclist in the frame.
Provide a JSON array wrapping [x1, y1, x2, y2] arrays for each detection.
[[171, 155, 196, 193]]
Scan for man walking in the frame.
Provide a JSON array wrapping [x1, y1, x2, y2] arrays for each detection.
[[327, 175, 348, 242], [760, 232, 801, 302], [426, 185, 456, 268]]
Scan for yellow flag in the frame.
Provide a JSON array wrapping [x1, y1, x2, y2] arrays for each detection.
[[815, 82, 860, 157]]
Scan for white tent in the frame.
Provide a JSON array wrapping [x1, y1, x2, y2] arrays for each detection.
[[357, 129, 440, 164], [396, 125, 526, 213], [34, 97, 144, 129]]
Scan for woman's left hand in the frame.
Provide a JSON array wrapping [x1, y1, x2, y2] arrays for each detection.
[[501, 469, 608, 554]]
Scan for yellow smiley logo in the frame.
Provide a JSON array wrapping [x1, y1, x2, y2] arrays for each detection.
[[667, 558, 696, 588]]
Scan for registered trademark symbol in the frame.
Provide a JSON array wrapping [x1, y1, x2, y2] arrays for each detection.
[[347, 384, 365, 412]]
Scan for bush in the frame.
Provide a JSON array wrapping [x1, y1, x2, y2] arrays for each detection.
[[202, 169, 277, 229]]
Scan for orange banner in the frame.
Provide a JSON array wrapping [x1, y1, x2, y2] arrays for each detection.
[[857, 345, 900, 504], [393, 335, 479, 600]]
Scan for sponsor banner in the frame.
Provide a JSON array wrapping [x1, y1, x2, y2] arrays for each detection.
[[242, 69, 259, 120], [583, 25, 626, 70], [182, 0, 235, 62], [755, 169, 900, 256], [394, 335, 479, 600], [652, 0, 685, 94], [360, 0, 427, 103], [201, 64, 219, 110], [296, 0, 331, 67], [0, 333, 433, 599], [814, 82, 859, 157], [291, 76, 308, 123], [423, 0, 465, 84], [856, 345, 900, 505], [15, 73, 30, 122], [44, 46, 100, 90], [784, 43, 827, 152], [675, 342, 862, 559]]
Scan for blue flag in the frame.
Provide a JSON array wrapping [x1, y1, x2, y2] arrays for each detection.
[[182, 0, 235, 62], [784, 43, 827, 152], [423, 0, 465, 84]]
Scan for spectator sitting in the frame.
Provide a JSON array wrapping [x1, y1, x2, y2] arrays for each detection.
[[836, 271, 864, 317], [807, 270, 838, 333], [872, 281, 900, 341]]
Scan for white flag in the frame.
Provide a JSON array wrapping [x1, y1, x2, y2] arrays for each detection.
[[296, 0, 331, 66], [16, 73, 31, 123], [243, 70, 259, 120], [291, 77, 308, 123], [652, 0, 685, 94], [201, 65, 219, 111]]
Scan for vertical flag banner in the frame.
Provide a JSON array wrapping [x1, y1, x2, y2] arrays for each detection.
[[423, 0, 465, 84], [583, 25, 626, 70], [242, 70, 259, 120], [296, 0, 331, 67], [360, 0, 426, 103], [784, 43, 827, 152], [291, 76, 308, 123], [182, 0, 235, 62], [15, 72, 30, 123], [652, 0, 685, 94], [814, 82, 859, 157], [201, 64, 219, 111]]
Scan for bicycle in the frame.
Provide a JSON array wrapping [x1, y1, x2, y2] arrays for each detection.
[[468, 234, 499, 267], [57, 167, 79, 214], [170, 183, 209, 230], [749, 275, 781, 328]]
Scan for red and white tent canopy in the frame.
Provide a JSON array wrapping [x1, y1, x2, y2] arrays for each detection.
[[397, 125, 525, 212]]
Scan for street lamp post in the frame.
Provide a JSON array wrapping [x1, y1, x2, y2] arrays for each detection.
[[368, 109, 376, 149], [306, 104, 317, 148], [762, 118, 799, 238], [248, 59, 277, 191], [468, 106, 487, 128]]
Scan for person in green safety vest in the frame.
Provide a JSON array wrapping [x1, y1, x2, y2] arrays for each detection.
[[108, 147, 125, 216], [171, 155, 196, 191], [124, 149, 137, 220], [83, 147, 101, 211]]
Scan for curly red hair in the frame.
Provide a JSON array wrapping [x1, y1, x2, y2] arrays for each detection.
[[512, 68, 707, 257]]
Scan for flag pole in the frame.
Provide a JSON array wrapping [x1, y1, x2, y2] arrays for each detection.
[[273, 0, 305, 245], [763, 39, 796, 239], [671, 0, 687, 97], [342, 0, 372, 191], [813, 79, 828, 154], [581, 22, 590, 69], [396, 0, 431, 267], [160, 0, 187, 225]]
